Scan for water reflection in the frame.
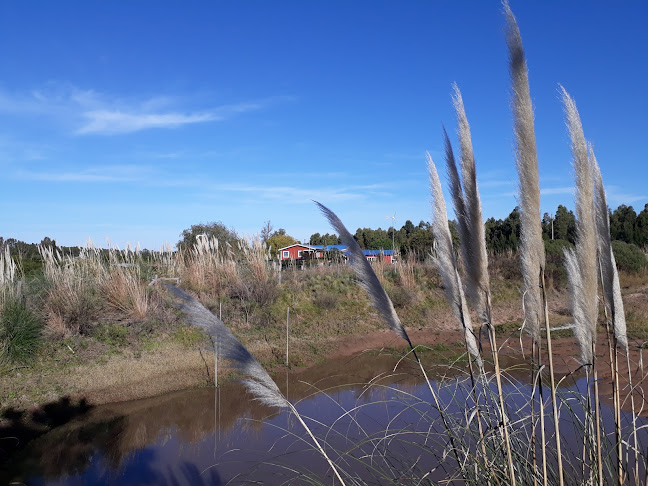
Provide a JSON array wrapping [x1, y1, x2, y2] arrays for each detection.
[[3, 350, 648, 485]]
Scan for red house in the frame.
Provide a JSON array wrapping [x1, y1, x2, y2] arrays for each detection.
[[278, 244, 324, 261], [277, 244, 396, 264]]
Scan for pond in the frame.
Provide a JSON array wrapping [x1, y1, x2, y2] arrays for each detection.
[[3, 350, 647, 485]]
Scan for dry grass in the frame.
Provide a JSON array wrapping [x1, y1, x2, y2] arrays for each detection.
[[39, 243, 106, 335], [0, 246, 19, 309]]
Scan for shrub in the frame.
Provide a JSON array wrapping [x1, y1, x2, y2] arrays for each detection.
[[0, 299, 43, 363], [313, 291, 339, 310], [93, 324, 129, 347], [387, 285, 413, 308], [612, 240, 647, 273], [544, 238, 573, 257]]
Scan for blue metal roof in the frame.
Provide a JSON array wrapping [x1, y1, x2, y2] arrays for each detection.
[[362, 250, 395, 256], [324, 245, 347, 251]]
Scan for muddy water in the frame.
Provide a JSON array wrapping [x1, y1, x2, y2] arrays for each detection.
[[4, 350, 648, 485]]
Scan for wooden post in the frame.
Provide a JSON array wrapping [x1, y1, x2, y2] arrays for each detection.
[[214, 338, 218, 388], [286, 307, 290, 367]]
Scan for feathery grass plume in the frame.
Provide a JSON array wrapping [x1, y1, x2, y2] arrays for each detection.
[[504, 0, 544, 339], [443, 127, 469, 252], [314, 201, 413, 347], [561, 87, 598, 363], [315, 200, 469, 482], [165, 283, 287, 409], [563, 248, 593, 363], [451, 84, 490, 320], [591, 150, 627, 350], [0, 246, 18, 308], [427, 153, 482, 368]]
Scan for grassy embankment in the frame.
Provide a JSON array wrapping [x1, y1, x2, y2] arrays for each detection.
[[1, 236, 646, 412]]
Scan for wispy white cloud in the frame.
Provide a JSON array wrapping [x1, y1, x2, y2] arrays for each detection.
[[492, 185, 574, 198], [204, 182, 388, 203], [76, 110, 216, 135], [15, 164, 152, 182], [540, 186, 574, 196], [0, 84, 291, 135], [604, 185, 648, 206]]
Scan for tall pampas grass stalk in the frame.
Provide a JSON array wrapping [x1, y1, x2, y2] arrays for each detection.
[[450, 85, 516, 486], [561, 88, 598, 364], [164, 283, 347, 485], [561, 87, 602, 484], [592, 149, 631, 484], [0, 246, 18, 309], [503, 3, 559, 484], [450, 85, 490, 320], [314, 200, 467, 481], [428, 152, 490, 476], [428, 152, 482, 370]]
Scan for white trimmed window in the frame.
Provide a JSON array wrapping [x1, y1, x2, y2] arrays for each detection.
[[283, 251, 290, 258], [298, 250, 303, 257]]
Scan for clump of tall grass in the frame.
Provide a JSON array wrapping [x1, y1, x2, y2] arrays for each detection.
[[0, 298, 43, 364], [230, 236, 280, 326], [0, 246, 19, 309], [103, 243, 152, 321], [180, 234, 238, 299], [39, 241, 106, 335]]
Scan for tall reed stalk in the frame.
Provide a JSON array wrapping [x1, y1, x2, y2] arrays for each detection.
[[503, 3, 560, 484], [315, 201, 470, 482], [561, 87, 602, 484], [449, 85, 516, 485], [427, 152, 490, 478], [593, 148, 632, 484]]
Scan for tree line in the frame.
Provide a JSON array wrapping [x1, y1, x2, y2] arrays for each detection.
[[307, 202, 648, 259], [1, 202, 646, 271]]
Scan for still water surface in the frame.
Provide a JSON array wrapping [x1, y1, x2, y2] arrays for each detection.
[[5, 351, 648, 485]]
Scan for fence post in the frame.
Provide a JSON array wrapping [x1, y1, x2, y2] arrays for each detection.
[[214, 338, 218, 388], [286, 307, 290, 367]]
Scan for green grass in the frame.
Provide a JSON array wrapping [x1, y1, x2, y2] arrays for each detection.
[[0, 299, 43, 363], [172, 325, 208, 348], [93, 324, 130, 348]]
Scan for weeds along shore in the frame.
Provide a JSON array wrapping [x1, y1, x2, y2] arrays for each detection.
[[0, 238, 646, 413]]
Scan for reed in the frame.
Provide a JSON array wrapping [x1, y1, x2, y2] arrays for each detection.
[[593, 148, 633, 483], [504, 3, 559, 483], [449, 84, 516, 485], [0, 246, 19, 309]]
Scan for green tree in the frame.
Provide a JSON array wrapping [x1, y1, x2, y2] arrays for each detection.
[[407, 228, 434, 258], [635, 203, 648, 248], [541, 212, 553, 240], [610, 205, 637, 244], [177, 221, 239, 251], [553, 205, 576, 243], [611, 240, 647, 273], [321, 233, 340, 245], [266, 230, 298, 256]]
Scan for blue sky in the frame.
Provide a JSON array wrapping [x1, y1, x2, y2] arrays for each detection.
[[1, 1, 646, 249]]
